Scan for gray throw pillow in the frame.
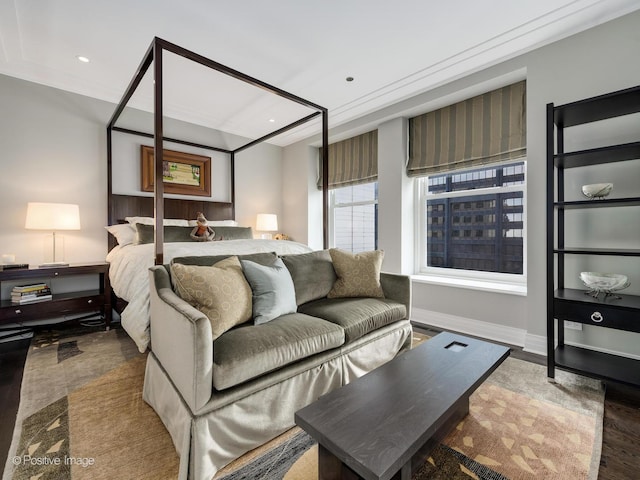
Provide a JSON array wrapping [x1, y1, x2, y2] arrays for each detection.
[[241, 258, 297, 325], [136, 224, 193, 244], [281, 250, 337, 305], [211, 226, 253, 240]]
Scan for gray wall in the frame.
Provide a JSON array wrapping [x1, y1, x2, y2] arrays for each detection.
[[0, 75, 285, 267], [283, 10, 640, 357]]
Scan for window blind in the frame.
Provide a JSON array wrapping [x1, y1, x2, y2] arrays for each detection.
[[407, 81, 526, 177], [319, 130, 378, 189]]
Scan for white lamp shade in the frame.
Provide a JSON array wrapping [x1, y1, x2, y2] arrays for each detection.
[[256, 213, 278, 232], [25, 202, 81, 230]]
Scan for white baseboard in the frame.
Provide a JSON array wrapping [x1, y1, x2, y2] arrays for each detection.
[[523, 333, 547, 357], [411, 307, 527, 348], [412, 308, 640, 361]]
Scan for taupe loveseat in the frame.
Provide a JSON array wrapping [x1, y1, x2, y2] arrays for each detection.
[[142, 250, 413, 480]]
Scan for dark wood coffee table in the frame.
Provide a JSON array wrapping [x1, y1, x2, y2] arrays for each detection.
[[295, 332, 510, 480]]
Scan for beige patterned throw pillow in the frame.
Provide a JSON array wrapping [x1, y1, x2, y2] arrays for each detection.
[[327, 248, 384, 298], [170, 256, 252, 340]]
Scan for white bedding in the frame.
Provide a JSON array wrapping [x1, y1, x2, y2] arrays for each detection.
[[106, 239, 313, 352]]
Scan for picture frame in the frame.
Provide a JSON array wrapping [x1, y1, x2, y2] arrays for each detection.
[[141, 145, 211, 197]]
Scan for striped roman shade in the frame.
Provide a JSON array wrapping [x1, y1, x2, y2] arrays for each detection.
[[407, 81, 526, 177], [319, 130, 378, 189]]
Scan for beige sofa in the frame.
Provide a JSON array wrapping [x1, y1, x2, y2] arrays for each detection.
[[142, 250, 413, 480]]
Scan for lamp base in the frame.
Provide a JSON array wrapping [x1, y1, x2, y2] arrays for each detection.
[[38, 261, 70, 268]]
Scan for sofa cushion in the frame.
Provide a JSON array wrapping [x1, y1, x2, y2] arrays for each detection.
[[241, 258, 297, 325], [281, 250, 337, 306], [213, 313, 345, 390], [298, 297, 406, 343], [170, 257, 253, 340], [172, 251, 277, 267], [328, 249, 384, 298]]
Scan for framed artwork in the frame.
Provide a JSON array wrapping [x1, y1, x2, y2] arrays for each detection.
[[141, 146, 211, 197]]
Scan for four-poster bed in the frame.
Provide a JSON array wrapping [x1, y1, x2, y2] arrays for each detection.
[[105, 38, 330, 352], [106, 37, 329, 262]]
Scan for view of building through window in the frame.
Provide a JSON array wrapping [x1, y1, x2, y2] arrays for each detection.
[[331, 182, 378, 253], [421, 161, 525, 275]]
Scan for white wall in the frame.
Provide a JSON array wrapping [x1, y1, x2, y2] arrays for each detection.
[[282, 141, 323, 248], [0, 74, 284, 266], [283, 10, 640, 357]]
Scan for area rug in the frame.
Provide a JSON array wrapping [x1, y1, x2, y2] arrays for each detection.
[[3, 329, 604, 480]]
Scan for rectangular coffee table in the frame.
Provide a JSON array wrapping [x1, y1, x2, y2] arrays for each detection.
[[295, 332, 510, 480]]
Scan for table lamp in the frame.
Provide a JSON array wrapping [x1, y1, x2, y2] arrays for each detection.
[[256, 213, 278, 240], [25, 202, 81, 267]]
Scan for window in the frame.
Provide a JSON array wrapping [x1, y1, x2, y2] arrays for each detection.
[[418, 161, 525, 278], [330, 182, 378, 253]]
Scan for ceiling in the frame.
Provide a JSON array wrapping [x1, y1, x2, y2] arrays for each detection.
[[1, 0, 638, 147]]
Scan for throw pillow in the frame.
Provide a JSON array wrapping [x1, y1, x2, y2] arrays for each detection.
[[327, 248, 385, 298], [210, 226, 254, 241], [136, 224, 194, 244], [281, 250, 337, 305], [170, 256, 252, 340], [240, 258, 297, 325]]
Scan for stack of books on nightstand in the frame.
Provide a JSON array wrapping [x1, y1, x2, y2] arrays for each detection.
[[11, 283, 52, 304]]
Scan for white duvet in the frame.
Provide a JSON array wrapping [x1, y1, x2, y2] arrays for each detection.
[[106, 239, 313, 352]]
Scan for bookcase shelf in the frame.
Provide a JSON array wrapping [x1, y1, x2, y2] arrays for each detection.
[[546, 85, 640, 388]]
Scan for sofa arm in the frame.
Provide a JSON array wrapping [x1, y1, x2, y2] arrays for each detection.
[[148, 266, 213, 412], [380, 272, 412, 320]]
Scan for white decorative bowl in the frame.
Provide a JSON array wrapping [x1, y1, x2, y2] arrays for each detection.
[[580, 271, 629, 299], [581, 183, 613, 199]]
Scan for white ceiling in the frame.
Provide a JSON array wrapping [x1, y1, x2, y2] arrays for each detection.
[[1, 0, 638, 147]]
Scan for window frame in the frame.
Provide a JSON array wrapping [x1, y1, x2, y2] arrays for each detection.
[[415, 160, 527, 288], [329, 181, 379, 253]]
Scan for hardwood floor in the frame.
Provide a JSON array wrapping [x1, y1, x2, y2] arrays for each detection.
[[0, 336, 30, 471], [599, 382, 640, 480], [1, 325, 638, 478]]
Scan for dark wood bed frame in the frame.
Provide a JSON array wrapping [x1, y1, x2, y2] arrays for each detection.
[[107, 37, 329, 264]]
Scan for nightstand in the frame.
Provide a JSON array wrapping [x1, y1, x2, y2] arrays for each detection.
[[0, 262, 112, 330]]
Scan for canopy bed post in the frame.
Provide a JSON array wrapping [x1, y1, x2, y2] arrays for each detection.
[[230, 152, 236, 219], [322, 109, 329, 249], [107, 127, 113, 227], [153, 38, 165, 265]]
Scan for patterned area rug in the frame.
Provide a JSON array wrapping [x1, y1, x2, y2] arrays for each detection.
[[2, 329, 604, 480]]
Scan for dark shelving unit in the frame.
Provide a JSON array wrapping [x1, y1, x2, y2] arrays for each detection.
[[546, 85, 640, 387], [0, 263, 111, 330]]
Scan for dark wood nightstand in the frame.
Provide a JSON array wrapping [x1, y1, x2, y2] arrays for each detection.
[[0, 262, 112, 331]]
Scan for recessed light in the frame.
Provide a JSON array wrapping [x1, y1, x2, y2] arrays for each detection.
[[76, 55, 90, 63], [269, 118, 275, 123], [346, 76, 354, 82]]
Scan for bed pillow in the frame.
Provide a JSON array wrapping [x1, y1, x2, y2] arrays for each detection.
[[105, 224, 136, 246], [188, 219, 239, 227], [125, 216, 190, 227], [170, 256, 252, 340], [327, 248, 385, 298], [135, 224, 194, 244], [210, 226, 254, 241], [240, 258, 297, 325]]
